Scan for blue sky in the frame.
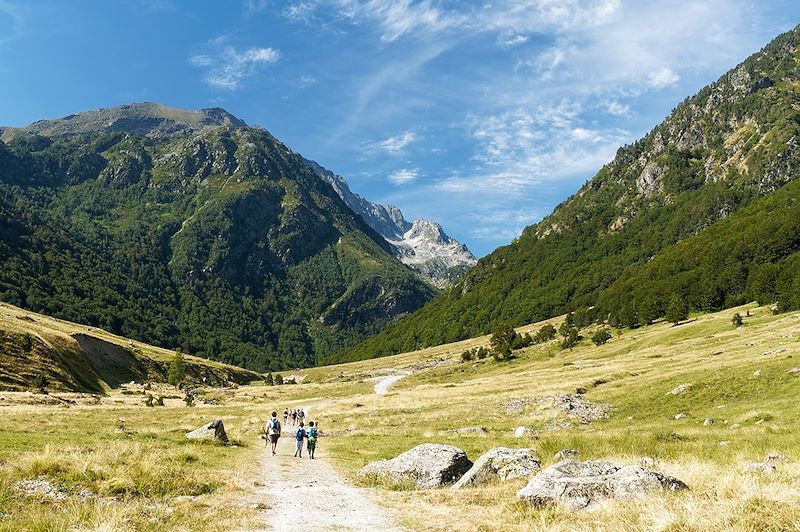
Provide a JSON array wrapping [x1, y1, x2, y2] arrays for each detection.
[[0, 1, 798, 256]]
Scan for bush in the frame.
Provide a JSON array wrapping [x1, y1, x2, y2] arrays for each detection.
[[666, 295, 689, 325], [561, 328, 580, 349], [559, 313, 576, 338], [265, 373, 274, 386], [168, 352, 186, 386], [533, 324, 557, 343], [461, 349, 474, 362], [732, 313, 744, 327], [183, 389, 195, 407], [592, 330, 612, 346], [31, 373, 49, 394], [475, 347, 489, 360], [274, 374, 284, 385]]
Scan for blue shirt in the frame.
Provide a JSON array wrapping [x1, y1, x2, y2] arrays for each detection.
[[295, 428, 306, 441]]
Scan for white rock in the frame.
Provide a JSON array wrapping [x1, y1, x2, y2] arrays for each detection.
[[452, 448, 540, 489]]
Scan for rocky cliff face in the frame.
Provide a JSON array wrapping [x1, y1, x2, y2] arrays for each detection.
[[305, 160, 477, 288], [0, 103, 436, 370]]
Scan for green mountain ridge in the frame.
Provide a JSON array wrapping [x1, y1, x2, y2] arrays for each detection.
[[340, 24, 800, 362], [0, 105, 436, 371]]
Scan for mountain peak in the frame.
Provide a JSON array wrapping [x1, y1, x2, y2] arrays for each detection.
[[2, 102, 247, 141]]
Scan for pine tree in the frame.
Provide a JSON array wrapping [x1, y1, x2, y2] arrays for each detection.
[[666, 295, 689, 325]]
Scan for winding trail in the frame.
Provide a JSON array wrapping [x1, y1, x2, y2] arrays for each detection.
[[373, 370, 412, 396], [255, 407, 401, 531]]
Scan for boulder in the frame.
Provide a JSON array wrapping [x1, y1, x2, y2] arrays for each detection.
[[452, 448, 540, 489], [358, 443, 472, 489], [186, 420, 228, 443], [703, 417, 714, 426], [667, 383, 692, 395], [517, 459, 688, 511], [514, 426, 535, 438], [674, 413, 685, 420], [745, 462, 776, 474]]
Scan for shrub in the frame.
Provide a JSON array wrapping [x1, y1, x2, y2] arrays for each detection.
[[534, 324, 557, 343], [732, 313, 744, 327], [274, 374, 284, 385], [592, 330, 612, 346], [31, 373, 49, 394], [475, 347, 489, 360], [168, 352, 186, 386], [561, 328, 580, 349], [461, 349, 474, 362], [265, 373, 274, 386], [666, 295, 689, 324]]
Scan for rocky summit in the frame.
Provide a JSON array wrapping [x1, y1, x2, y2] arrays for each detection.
[[307, 160, 477, 288]]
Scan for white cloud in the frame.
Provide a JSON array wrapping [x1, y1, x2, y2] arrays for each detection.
[[244, 0, 269, 13], [380, 131, 416, 152], [298, 75, 318, 88], [337, 0, 466, 42], [647, 66, 679, 88], [190, 39, 279, 90], [388, 168, 419, 185]]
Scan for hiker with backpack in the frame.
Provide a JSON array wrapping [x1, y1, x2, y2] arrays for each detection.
[[298, 408, 305, 425], [294, 421, 307, 458], [266, 411, 282, 455], [291, 409, 298, 426], [307, 421, 318, 459], [283, 408, 289, 425]]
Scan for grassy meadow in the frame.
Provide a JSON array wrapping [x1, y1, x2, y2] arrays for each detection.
[[1, 302, 799, 530]]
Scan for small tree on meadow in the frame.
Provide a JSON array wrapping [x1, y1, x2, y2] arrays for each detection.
[[490, 323, 517, 360], [274, 373, 284, 385], [265, 373, 274, 386], [732, 313, 744, 327], [559, 313, 575, 338], [665, 295, 689, 325], [168, 352, 186, 386], [592, 330, 612, 346]]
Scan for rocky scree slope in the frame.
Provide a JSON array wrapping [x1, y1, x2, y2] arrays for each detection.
[[0, 103, 435, 371], [341, 25, 800, 361], [305, 159, 477, 288]]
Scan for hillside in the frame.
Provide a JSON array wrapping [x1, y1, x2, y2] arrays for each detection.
[[0, 103, 436, 371], [0, 301, 259, 392], [341, 25, 800, 361]]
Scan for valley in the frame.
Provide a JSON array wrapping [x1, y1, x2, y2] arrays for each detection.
[[1, 302, 799, 530]]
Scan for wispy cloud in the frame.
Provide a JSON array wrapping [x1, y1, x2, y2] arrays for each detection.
[[190, 38, 279, 90], [0, 0, 26, 44], [379, 130, 416, 152], [244, 0, 269, 13], [388, 168, 419, 185]]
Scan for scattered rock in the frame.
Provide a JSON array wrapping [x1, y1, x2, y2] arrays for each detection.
[[787, 367, 800, 375], [752, 370, 762, 377], [358, 443, 473, 489], [745, 462, 776, 474], [729, 423, 741, 430], [719, 441, 730, 447], [452, 448, 540, 489], [703, 418, 714, 426], [674, 413, 685, 420], [186, 420, 228, 443], [765, 452, 788, 463], [763, 349, 787, 356], [555, 449, 579, 461], [13, 478, 67, 500], [513, 426, 536, 438], [667, 383, 692, 396], [544, 394, 610, 424], [517, 459, 688, 511], [448, 426, 488, 435]]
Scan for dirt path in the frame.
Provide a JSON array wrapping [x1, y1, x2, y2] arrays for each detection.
[[373, 370, 412, 396], [255, 409, 401, 531]]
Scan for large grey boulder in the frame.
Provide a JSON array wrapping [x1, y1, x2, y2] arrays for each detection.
[[358, 443, 472, 489], [186, 420, 228, 443], [452, 448, 540, 489], [517, 459, 688, 511]]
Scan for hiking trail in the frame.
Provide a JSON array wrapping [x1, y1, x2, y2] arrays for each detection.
[[373, 370, 412, 396], [254, 407, 401, 531]]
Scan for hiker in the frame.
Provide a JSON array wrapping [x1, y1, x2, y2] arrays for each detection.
[[298, 408, 305, 425], [307, 421, 318, 459], [283, 408, 289, 425], [291, 409, 297, 426], [294, 421, 307, 458], [267, 411, 282, 455]]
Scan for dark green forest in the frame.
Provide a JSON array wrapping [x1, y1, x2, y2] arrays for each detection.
[[0, 109, 435, 371]]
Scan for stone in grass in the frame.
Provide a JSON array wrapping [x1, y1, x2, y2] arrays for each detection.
[[514, 426, 536, 438], [13, 478, 67, 501], [745, 462, 776, 474], [555, 449, 578, 461], [186, 419, 228, 443], [667, 383, 692, 395], [358, 443, 473, 489], [703, 418, 714, 426], [674, 413, 686, 420], [452, 448, 540, 489], [517, 459, 688, 511]]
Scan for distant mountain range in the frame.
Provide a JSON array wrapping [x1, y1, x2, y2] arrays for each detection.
[[341, 24, 800, 362], [304, 159, 477, 288], [0, 102, 445, 370]]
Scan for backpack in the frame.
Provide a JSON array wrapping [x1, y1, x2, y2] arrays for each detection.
[[268, 418, 281, 435], [308, 427, 317, 443], [296, 428, 306, 440]]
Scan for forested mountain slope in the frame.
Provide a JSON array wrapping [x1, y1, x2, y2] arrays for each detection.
[[0, 103, 436, 370], [340, 25, 800, 362]]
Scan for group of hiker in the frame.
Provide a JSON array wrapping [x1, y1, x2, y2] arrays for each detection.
[[266, 409, 318, 459]]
